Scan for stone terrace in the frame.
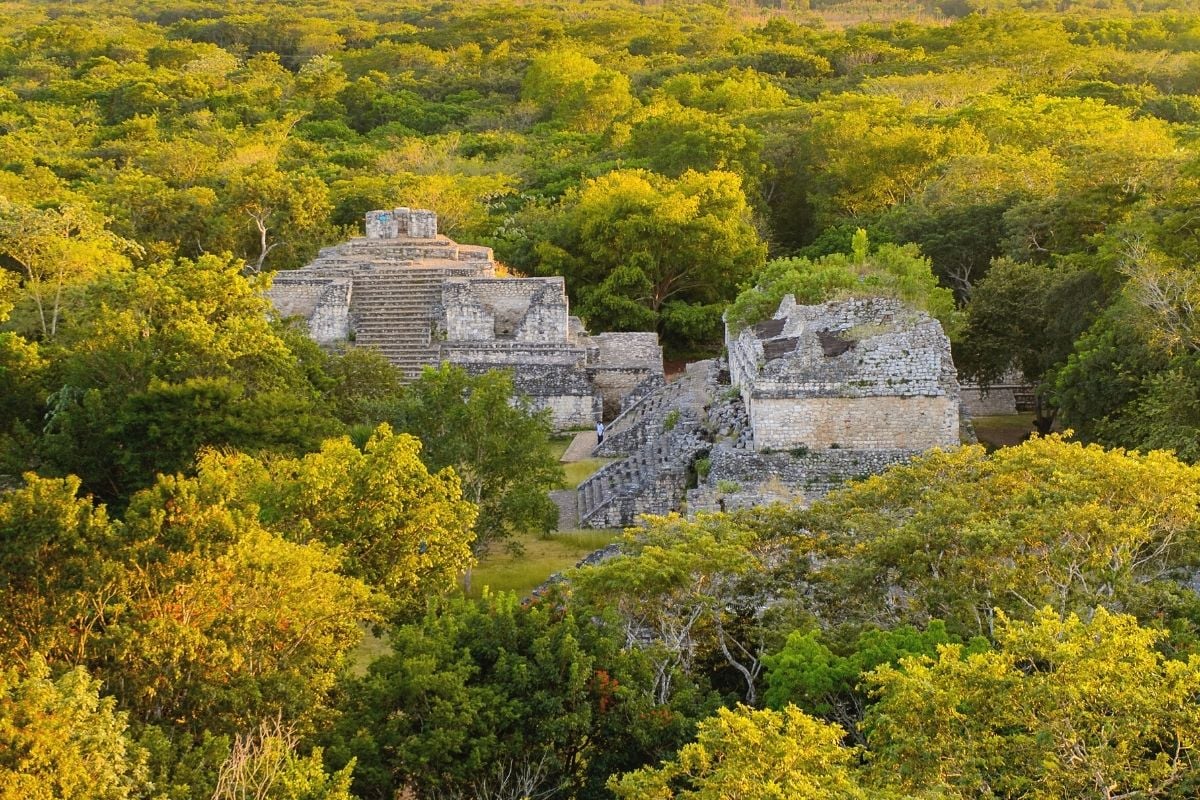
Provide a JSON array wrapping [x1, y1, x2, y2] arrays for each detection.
[[266, 208, 664, 429]]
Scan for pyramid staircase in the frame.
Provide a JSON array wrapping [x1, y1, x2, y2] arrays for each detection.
[[315, 236, 489, 379], [577, 362, 716, 528]]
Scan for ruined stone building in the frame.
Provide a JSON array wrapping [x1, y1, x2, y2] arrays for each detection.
[[266, 210, 964, 529], [573, 295, 964, 528], [265, 208, 664, 430], [726, 296, 961, 453]]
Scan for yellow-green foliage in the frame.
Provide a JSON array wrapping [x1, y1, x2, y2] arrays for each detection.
[[610, 704, 867, 800]]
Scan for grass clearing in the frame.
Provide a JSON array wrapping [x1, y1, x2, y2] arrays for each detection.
[[349, 435, 614, 671], [563, 457, 613, 488], [465, 529, 620, 598], [347, 625, 393, 676], [348, 528, 621, 671], [972, 414, 1035, 449], [547, 435, 573, 461]]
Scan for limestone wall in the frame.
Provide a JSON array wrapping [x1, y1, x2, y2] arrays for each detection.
[[514, 282, 569, 342], [442, 281, 493, 341], [442, 278, 569, 342], [532, 394, 601, 431], [589, 332, 664, 371], [690, 442, 918, 511], [439, 342, 585, 366], [447, 361, 600, 429], [265, 277, 351, 344], [749, 395, 959, 451], [584, 332, 664, 419], [727, 324, 763, 393], [590, 368, 656, 420], [960, 371, 1033, 416], [727, 296, 961, 452], [365, 207, 438, 239], [960, 385, 1019, 416], [514, 363, 601, 429]]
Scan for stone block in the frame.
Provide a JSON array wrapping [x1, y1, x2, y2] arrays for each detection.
[[364, 210, 392, 239], [408, 209, 437, 238]]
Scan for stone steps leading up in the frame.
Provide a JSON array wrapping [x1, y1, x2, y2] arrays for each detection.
[[577, 425, 707, 528], [345, 266, 472, 378], [595, 362, 714, 458], [577, 362, 718, 528]]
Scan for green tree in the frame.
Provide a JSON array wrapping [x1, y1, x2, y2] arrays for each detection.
[[609, 704, 868, 800], [866, 608, 1200, 800], [726, 229, 958, 334], [571, 514, 785, 705], [226, 424, 477, 608], [797, 436, 1200, 643], [106, 468, 379, 736], [0, 475, 120, 664], [623, 104, 764, 193], [223, 164, 337, 273], [0, 657, 145, 800], [762, 621, 985, 741], [42, 254, 339, 502], [537, 169, 765, 351], [957, 256, 1109, 432], [211, 718, 354, 800], [0, 200, 136, 339], [328, 592, 604, 800], [521, 49, 635, 133], [388, 365, 561, 559]]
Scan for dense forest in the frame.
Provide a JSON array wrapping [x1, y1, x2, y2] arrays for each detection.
[[5, 0, 1200, 798]]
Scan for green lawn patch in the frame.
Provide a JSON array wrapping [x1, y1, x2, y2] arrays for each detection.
[[347, 625, 393, 676], [465, 529, 619, 598], [547, 435, 573, 461], [563, 457, 613, 488]]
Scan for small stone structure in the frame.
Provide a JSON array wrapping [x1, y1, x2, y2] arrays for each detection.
[[959, 368, 1035, 416], [266, 209, 664, 430], [577, 295, 965, 527]]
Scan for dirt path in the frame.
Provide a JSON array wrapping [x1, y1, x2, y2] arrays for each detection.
[[560, 430, 599, 462]]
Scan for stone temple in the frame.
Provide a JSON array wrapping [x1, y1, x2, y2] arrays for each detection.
[[266, 208, 664, 429], [268, 210, 966, 529], [571, 295, 963, 528]]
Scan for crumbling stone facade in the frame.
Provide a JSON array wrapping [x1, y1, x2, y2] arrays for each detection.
[[577, 296, 965, 527], [266, 209, 664, 430], [727, 296, 961, 452]]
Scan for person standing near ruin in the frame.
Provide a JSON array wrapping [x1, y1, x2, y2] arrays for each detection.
[[596, 420, 605, 444]]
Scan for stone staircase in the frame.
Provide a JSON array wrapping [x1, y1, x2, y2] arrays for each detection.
[[577, 425, 708, 529], [578, 362, 717, 528], [349, 266, 479, 380], [595, 361, 713, 458]]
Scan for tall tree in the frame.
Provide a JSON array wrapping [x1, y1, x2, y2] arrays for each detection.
[[536, 169, 765, 351], [610, 704, 869, 800], [388, 365, 561, 559], [223, 424, 478, 608], [794, 435, 1200, 642], [0, 201, 136, 339], [867, 608, 1200, 800], [0, 657, 146, 800]]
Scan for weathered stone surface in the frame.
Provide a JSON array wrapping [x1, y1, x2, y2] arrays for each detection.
[[266, 209, 664, 430], [959, 368, 1035, 416], [577, 297, 966, 528], [264, 277, 351, 344], [727, 296, 961, 452]]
